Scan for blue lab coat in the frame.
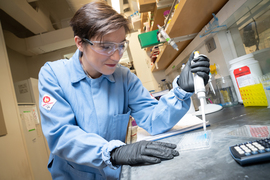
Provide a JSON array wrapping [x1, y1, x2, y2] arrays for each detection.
[[38, 49, 192, 180]]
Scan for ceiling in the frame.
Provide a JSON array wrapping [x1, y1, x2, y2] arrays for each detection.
[[0, 0, 136, 56], [0, 0, 136, 37]]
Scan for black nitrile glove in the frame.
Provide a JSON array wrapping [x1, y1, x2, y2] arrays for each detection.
[[177, 50, 210, 92], [110, 141, 179, 166]]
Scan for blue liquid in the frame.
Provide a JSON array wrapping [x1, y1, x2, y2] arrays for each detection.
[[178, 130, 212, 151]]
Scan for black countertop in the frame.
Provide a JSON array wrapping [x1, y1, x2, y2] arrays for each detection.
[[120, 105, 270, 180]]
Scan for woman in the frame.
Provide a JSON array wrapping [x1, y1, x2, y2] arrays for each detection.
[[38, 1, 210, 180]]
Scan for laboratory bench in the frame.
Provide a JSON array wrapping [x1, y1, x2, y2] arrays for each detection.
[[120, 104, 270, 180]]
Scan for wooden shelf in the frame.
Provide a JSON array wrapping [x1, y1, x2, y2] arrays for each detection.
[[144, 6, 171, 52], [151, 6, 171, 31], [152, 0, 228, 72], [140, 12, 148, 32], [137, 0, 156, 13], [152, 40, 191, 72]]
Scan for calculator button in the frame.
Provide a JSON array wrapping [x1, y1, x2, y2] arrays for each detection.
[[244, 149, 251, 153], [238, 150, 245, 155], [251, 148, 258, 151], [259, 149, 265, 153], [258, 146, 265, 150], [245, 152, 251, 156], [265, 148, 270, 152], [255, 144, 261, 148], [237, 148, 243, 152], [252, 151, 258, 155]]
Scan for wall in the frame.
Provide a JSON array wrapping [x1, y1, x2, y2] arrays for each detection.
[[26, 46, 77, 79], [166, 69, 180, 84], [164, 30, 245, 83], [7, 47, 30, 83], [197, 34, 230, 77], [230, 27, 246, 57], [164, 32, 230, 85], [127, 31, 155, 91], [0, 22, 33, 180], [7, 39, 76, 83]]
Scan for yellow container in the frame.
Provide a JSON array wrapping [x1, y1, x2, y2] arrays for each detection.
[[240, 83, 268, 107]]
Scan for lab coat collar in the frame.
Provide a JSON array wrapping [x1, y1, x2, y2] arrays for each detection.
[[70, 49, 115, 83]]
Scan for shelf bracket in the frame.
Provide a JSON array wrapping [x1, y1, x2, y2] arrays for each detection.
[[200, 13, 227, 38], [172, 33, 198, 43]]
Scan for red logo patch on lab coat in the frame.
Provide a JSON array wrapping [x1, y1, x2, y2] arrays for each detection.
[[42, 94, 57, 111], [43, 96, 51, 103]]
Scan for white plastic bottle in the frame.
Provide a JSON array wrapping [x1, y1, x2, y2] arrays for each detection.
[[229, 53, 263, 103]]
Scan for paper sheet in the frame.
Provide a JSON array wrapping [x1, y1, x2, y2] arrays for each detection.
[[23, 111, 36, 132], [136, 114, 209, 142]]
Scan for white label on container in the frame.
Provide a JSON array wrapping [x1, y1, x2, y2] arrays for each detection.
[[236, 74, 255, 88]]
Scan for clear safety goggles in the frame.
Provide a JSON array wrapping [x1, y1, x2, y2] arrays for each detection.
[[82, 38, 129, 56]]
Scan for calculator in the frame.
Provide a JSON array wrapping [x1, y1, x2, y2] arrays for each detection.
[[229, 138, 270, 166]]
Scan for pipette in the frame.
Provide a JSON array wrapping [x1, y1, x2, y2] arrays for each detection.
[[157, 25, 179, 51], [193, 51, 207, 132]]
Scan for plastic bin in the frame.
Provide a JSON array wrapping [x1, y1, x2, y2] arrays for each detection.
[[239, 83, 268, 107]]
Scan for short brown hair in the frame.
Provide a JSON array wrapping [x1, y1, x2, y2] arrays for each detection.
[[70, 1, 130, 41]]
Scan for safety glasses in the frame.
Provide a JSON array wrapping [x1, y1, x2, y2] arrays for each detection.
[[82, 38, 129, 56]]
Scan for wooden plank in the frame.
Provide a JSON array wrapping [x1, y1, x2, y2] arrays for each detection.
[[0, 100, 7, 136], [137, 0, 156, 13], [151, 6, 171, 31], [167, 0, 228, 37], [140, 12, 148, 32], [145, 6, 171, 52], [152, 0, 228, 72], [151, 40, 191, 72]]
